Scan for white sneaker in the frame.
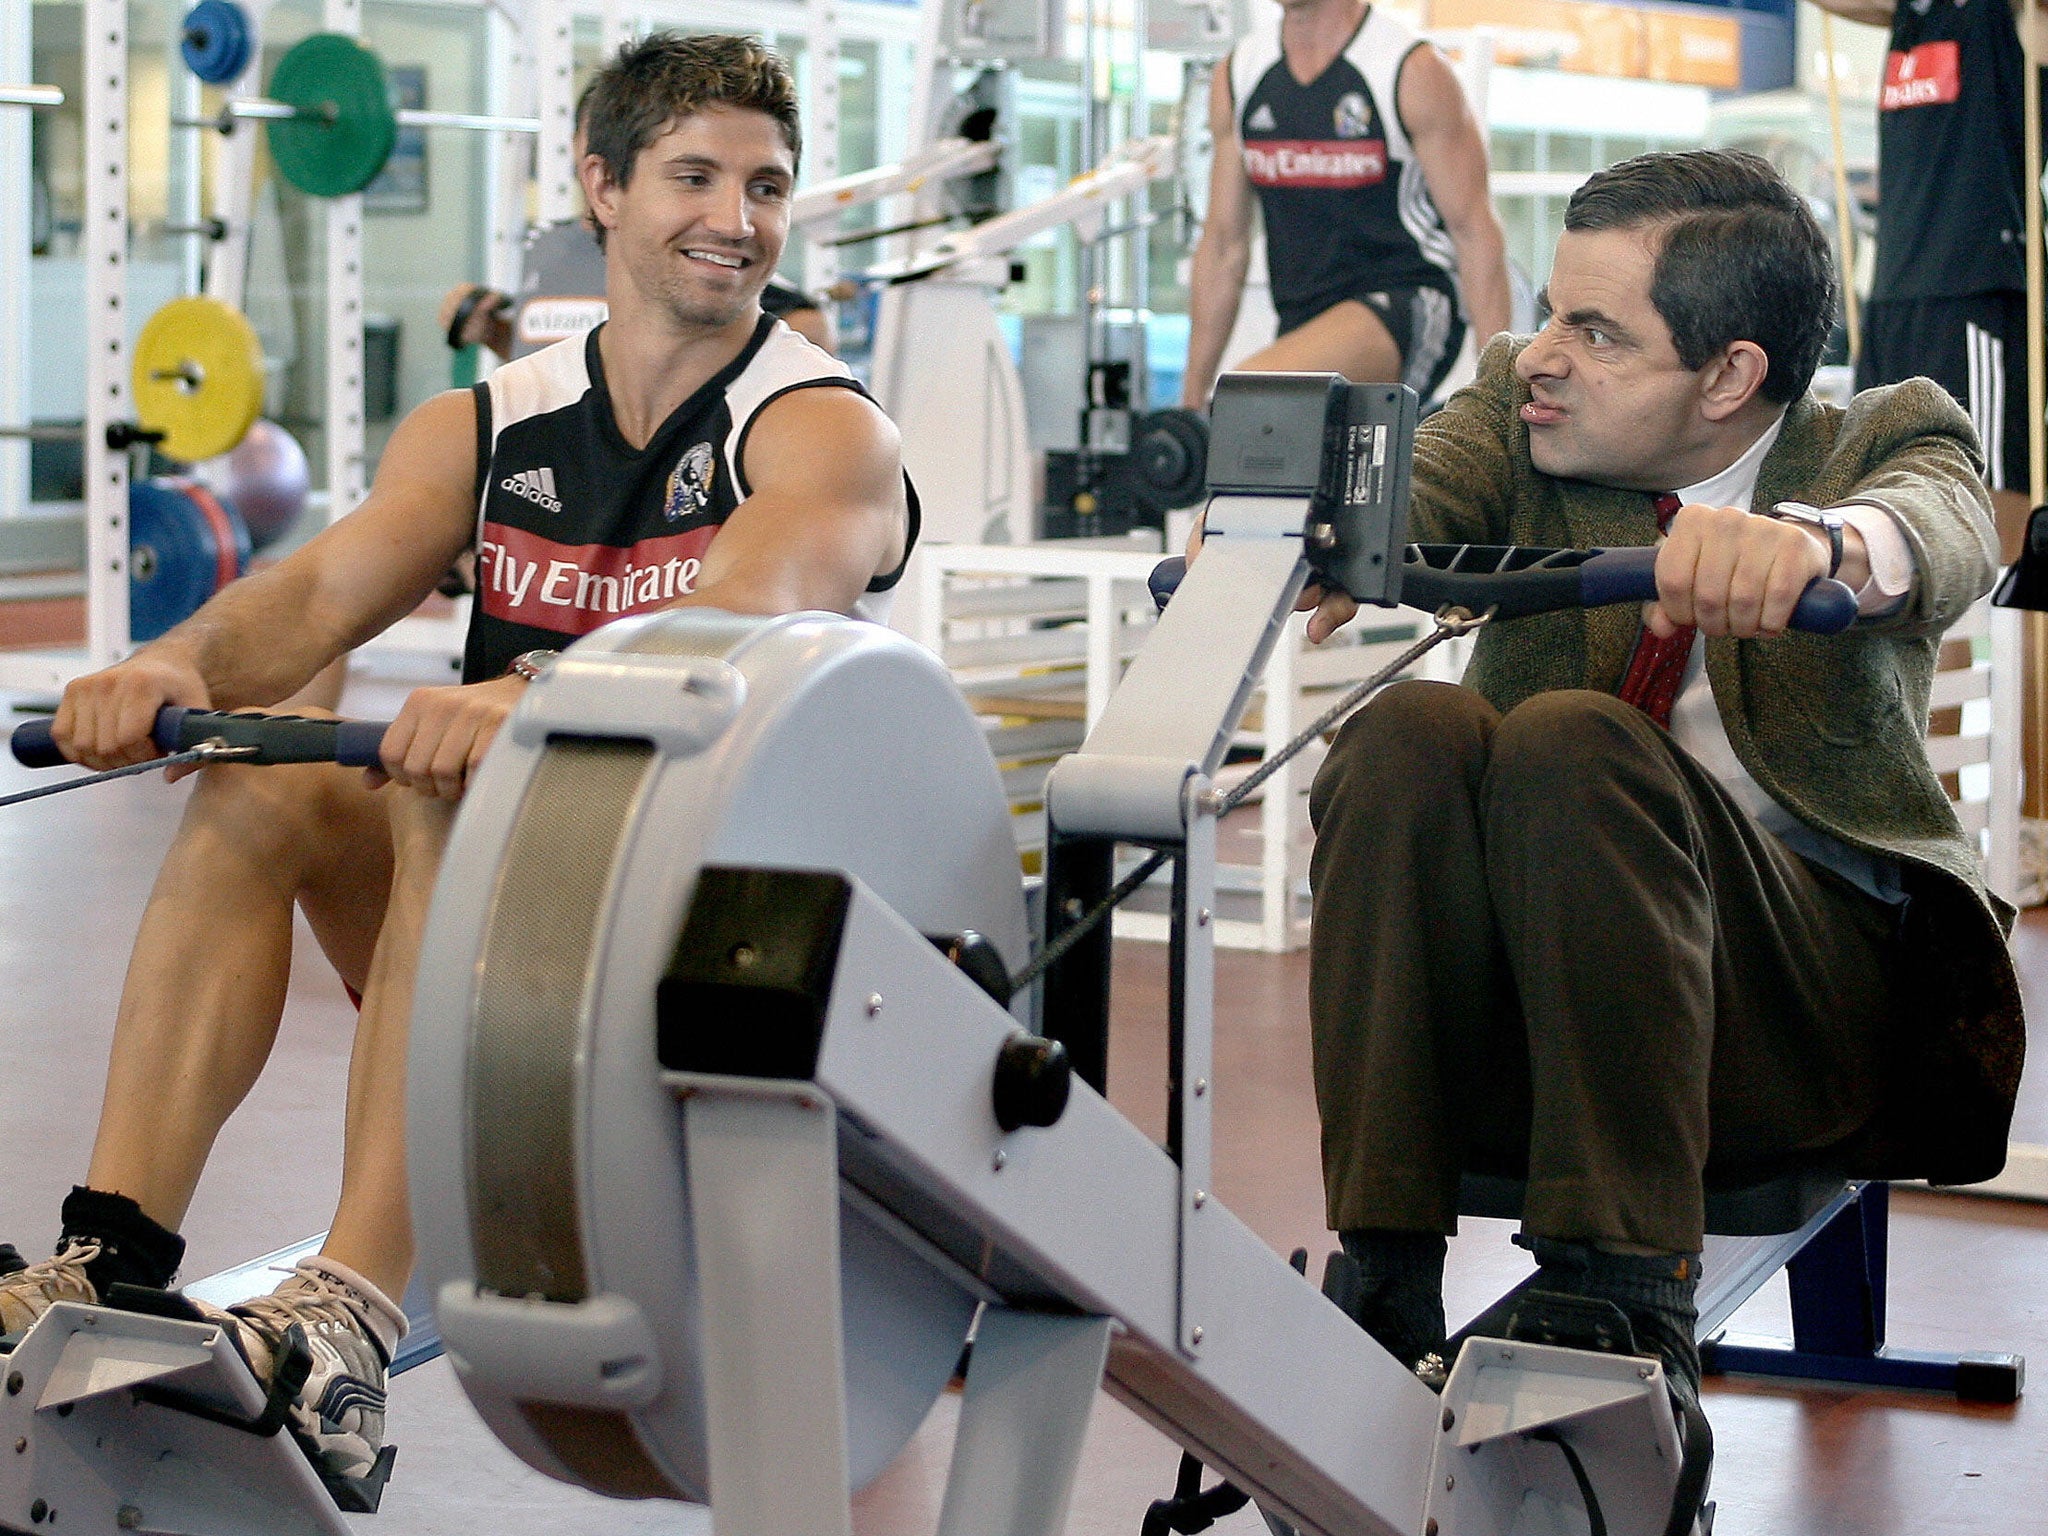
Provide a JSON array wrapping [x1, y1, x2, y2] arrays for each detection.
[[206, 1255, 407, 1511], [0, 1240, 99, 1336]]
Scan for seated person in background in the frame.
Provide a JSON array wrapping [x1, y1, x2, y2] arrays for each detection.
[[1289, 149, 2018, 1506], [1181, 0, 1510, 408], [0, 30, 912, 1507]]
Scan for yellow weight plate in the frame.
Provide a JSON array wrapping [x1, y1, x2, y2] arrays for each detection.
[[131, 296, 265, 464]]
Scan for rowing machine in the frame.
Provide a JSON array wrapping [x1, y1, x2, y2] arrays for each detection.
[[405, 373, 1795, 1536]]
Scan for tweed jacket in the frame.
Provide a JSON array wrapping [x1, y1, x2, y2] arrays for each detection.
[[1409, 336, 2023, 1184]]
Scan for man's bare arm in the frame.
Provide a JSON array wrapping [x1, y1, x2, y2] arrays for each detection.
[[1398, 46, 1511, 344], [162, 390, 481, 698], [54, 390, 480, 767], [1182, 61, 1257, 408], [701, 386, 910, 615]]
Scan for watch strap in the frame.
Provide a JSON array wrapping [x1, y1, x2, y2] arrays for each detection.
[[506, 649, 560, 683], [1773, 501, 1844, 578]]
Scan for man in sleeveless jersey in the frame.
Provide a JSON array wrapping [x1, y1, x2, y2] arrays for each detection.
[[0, 33, 911, 1507], [1182, 0, 1511, 407], [1808, 0, 2029, 547]]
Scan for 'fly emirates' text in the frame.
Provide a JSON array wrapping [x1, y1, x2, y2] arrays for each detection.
[[476, 521, 718, 635]]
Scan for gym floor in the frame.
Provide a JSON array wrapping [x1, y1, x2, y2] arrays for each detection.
[[1, 671, 2045, 1536]]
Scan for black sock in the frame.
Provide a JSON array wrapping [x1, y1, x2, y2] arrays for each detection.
[[1337, 1228, 1449, 1369], [57, 1186, 185, 1297], [1526, 1236, 1701, 1392]]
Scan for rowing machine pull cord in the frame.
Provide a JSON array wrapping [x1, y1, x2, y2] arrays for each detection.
[[0, 738, 258, 810]]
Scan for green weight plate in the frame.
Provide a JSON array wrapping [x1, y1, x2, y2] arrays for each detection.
[[267, 32, 395, 197]]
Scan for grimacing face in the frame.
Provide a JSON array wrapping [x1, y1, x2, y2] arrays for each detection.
[[594, 103, 794, 332], [1513, 226, 1723, 492]]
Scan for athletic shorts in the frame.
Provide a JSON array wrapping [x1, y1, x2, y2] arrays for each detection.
[[1277, 281, 1467, 402], [1857, 291, 2028, 496]]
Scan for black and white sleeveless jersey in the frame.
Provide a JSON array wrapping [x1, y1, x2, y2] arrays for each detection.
[[464, 314, 915, 683], [1230, 6, 1457, 332], [1872, 0, 2024, 301]]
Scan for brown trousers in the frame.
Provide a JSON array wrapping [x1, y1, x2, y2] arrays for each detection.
[[1307, 681, 1900, 1253]]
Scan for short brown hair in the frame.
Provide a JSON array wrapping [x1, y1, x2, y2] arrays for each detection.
[[582, 32, 801, 207]]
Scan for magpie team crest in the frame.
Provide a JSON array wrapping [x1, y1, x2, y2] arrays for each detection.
[[665, 441, 717, 521], [1334, 92, 1371, 139]]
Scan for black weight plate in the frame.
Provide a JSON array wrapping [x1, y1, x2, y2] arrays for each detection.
[[1130, 407, 1210, 511]]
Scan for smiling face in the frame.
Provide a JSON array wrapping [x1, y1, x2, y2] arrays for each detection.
[[587, 103, 794, 334], [1513, 225, 1724, 492]]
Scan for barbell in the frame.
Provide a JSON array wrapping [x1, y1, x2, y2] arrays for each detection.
[[178, 31, 539, 198], [0, 73, 261, 462]]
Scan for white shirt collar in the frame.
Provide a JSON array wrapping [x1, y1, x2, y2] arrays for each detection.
[[1671, 409, 1789, 515]]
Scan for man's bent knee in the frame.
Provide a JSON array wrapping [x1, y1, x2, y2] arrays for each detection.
[[1311, 680, 1498, 836], [1486, 690, 1668, 790], [183, 761, 353, 841], [177, 762, 391, 884]]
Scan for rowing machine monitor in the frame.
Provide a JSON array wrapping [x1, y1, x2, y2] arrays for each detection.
[[1202, 372, 1416, 609]]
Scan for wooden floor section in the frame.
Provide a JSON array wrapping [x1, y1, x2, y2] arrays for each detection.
[[0, 681, 2044, 1534]]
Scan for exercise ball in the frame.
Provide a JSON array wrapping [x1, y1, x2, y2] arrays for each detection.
[[215, 419, 311, 551]]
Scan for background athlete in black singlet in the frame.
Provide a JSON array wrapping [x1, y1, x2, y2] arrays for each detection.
[[1808, 0, 2030, 550], [1183, 0, 1511, 407]]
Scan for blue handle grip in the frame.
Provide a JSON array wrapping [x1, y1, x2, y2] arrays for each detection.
[[1578, 547, 1858, 636], [11, 707, 391, 770], [9, 718, 62, 769], [332, 721, 387, 768], [1149, 557, 1187, 612], [151, 707, 190, 754]]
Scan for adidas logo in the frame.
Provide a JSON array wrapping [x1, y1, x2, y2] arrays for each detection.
[[1247, 104, 1276, 131], [501, 467, 562, 514]]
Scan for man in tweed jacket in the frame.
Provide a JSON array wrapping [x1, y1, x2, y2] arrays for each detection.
[[1301, 150, 2021, 1487]]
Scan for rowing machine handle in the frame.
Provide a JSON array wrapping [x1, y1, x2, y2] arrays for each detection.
[[1147, 557, 1187, 612], [1146, 550, 1858, 636], [11, 708, 390, 770], [1576, 547, 1858, 636]]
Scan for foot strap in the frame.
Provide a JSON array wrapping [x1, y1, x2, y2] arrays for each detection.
[[107, 1285, 314, 1439], [1140, 1452, 1250, 1535]]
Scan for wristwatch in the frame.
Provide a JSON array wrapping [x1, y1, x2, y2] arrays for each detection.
[[506, 649, 560, 684], [1771, 501, 1844, 578]]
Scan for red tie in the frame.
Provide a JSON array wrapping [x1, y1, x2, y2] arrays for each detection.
[[1615, 493, 1692, 728]]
